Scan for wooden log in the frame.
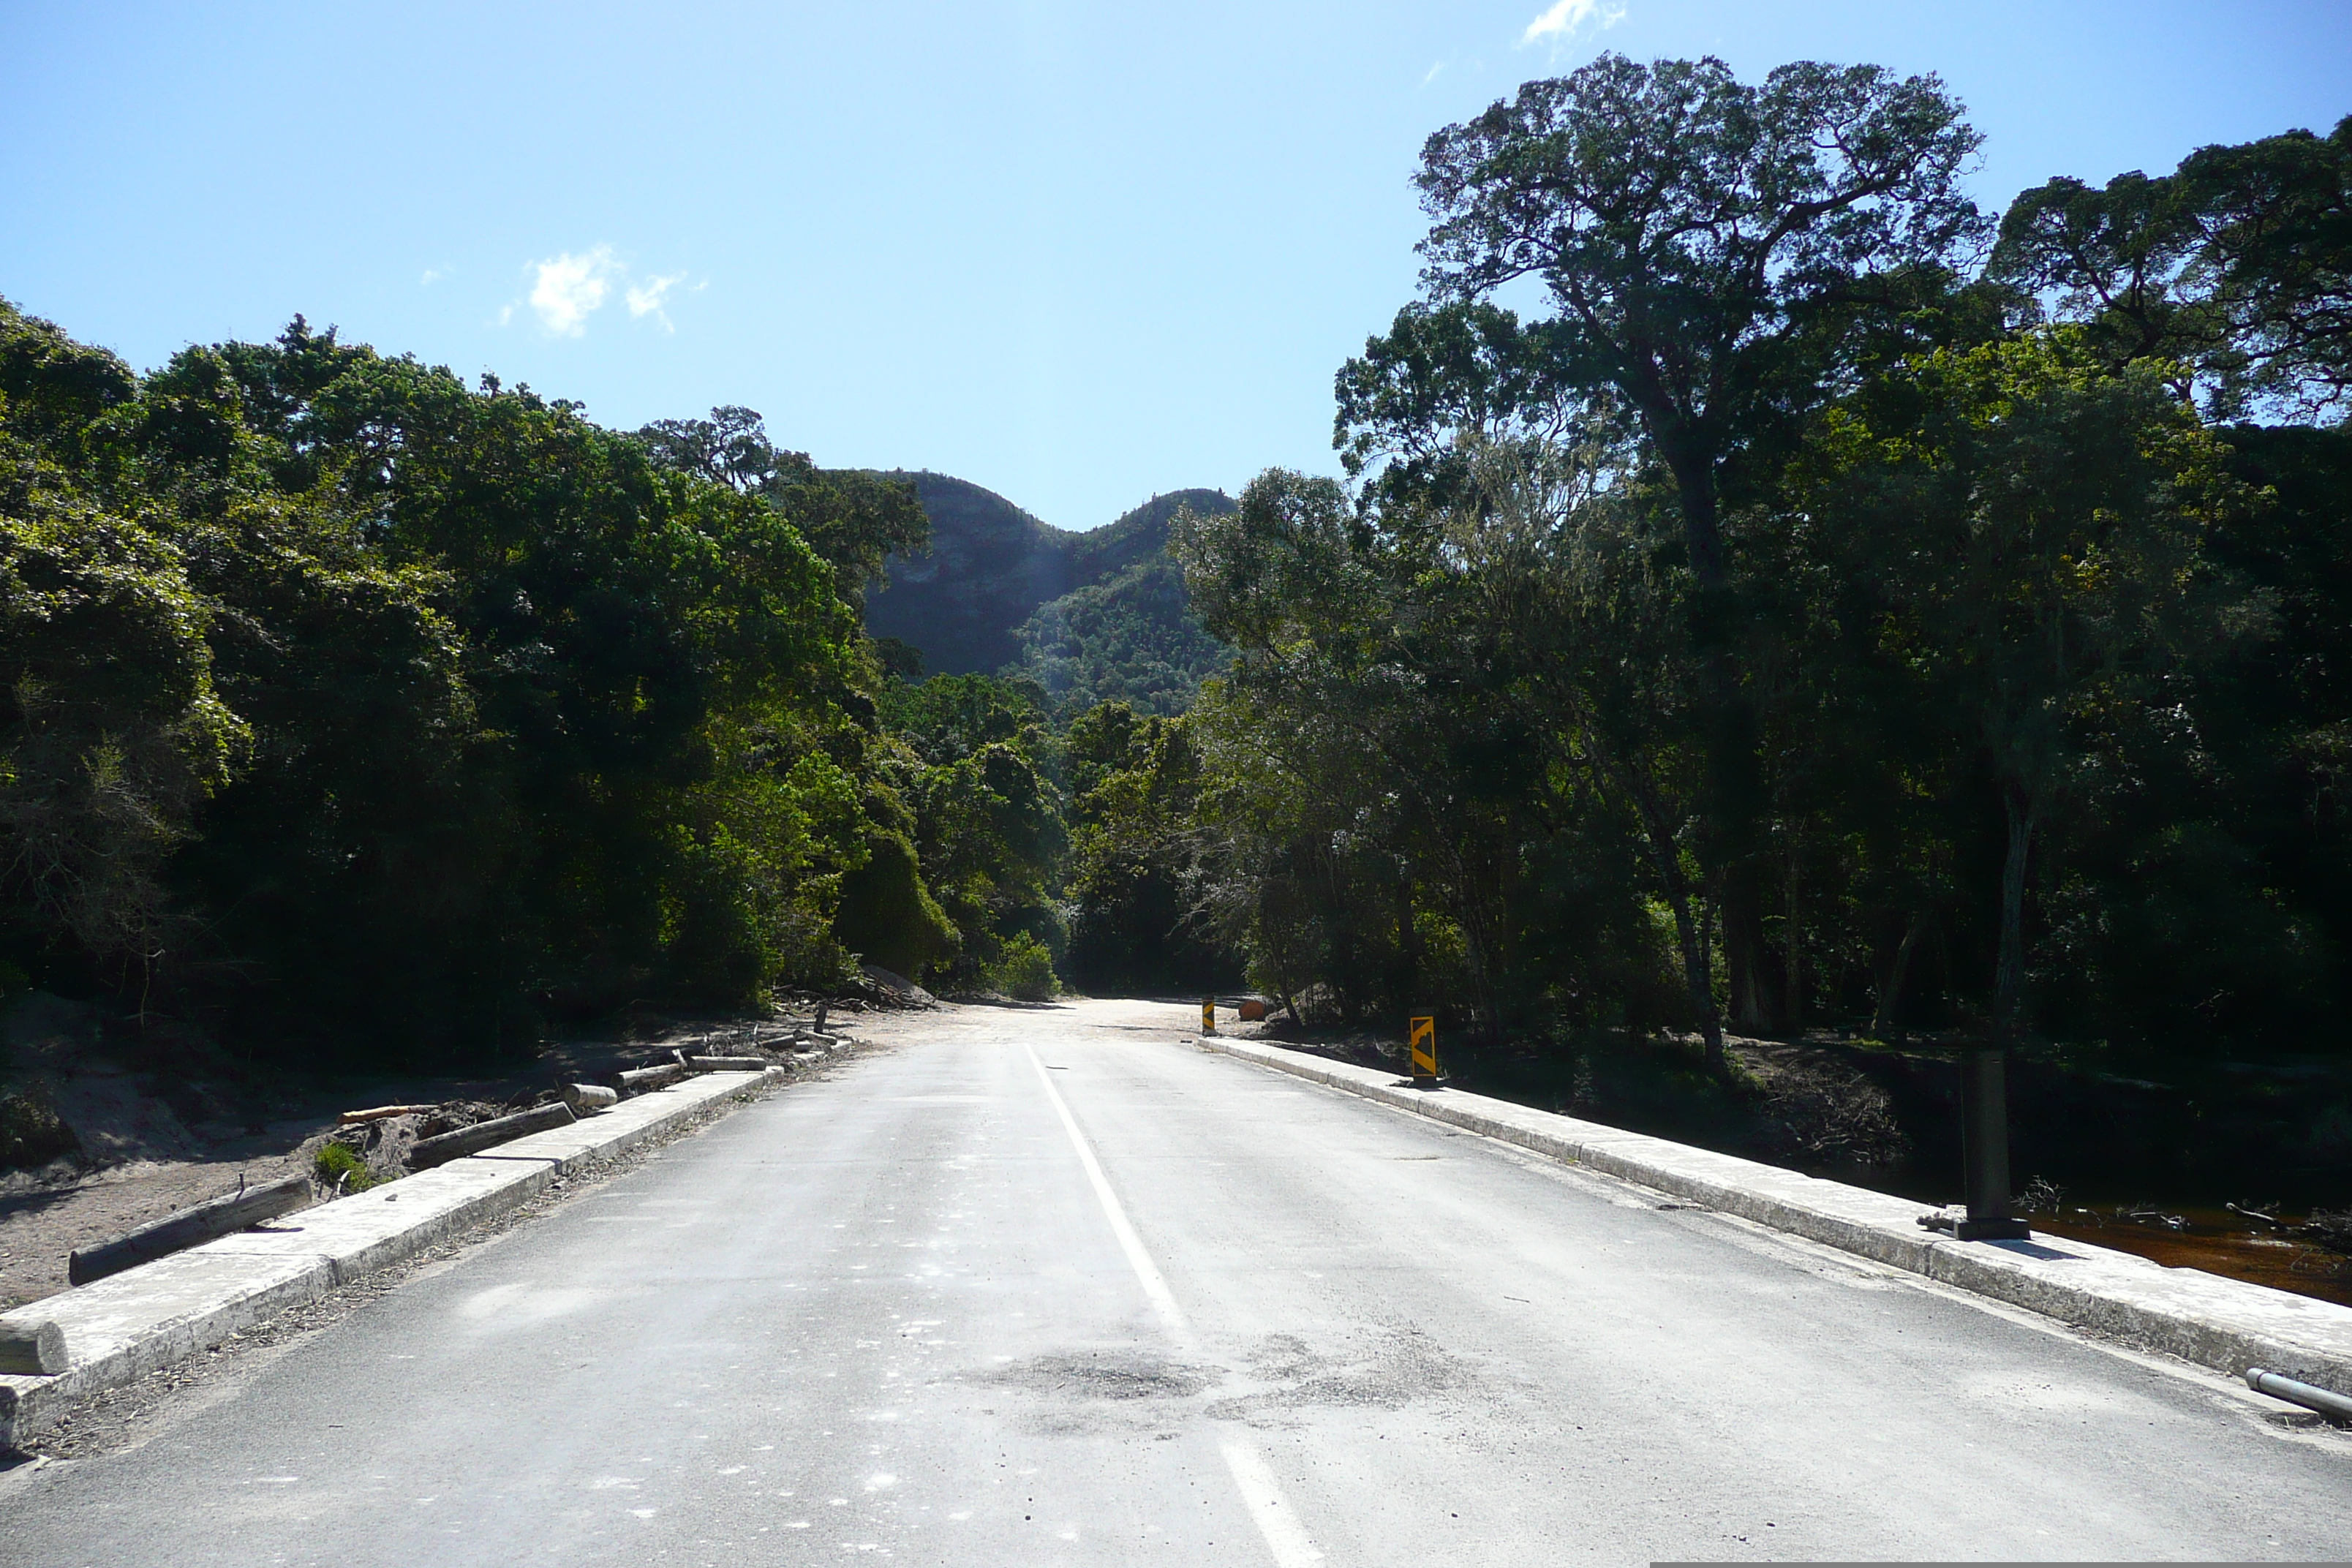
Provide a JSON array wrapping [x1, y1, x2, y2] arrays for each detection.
[[339, 1104, 437, 1125], [562, 1082, 619, 1115], [0, 1318, 66, 1375], [617, 1062, 686, 1095], [68, 1174, 314, 1286], [405, 1100, 576, 1169], [686, 1055, 767, 1073]]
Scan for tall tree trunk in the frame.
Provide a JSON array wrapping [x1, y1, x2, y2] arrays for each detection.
[[1782, 851, 1803, 1035], [1872, 911, 1928, 1036], [1391, 858, 1422, 1028], [1994, 787, 2038, 1051], [1665, 442, 1769, 1053], [1625, 779, 1725, 1074], [1665, 879, 1725, 1074], [1660, 440, 1728, 593], [1586, 738, 1727, 1075], [1723, 865, 1773, 1034]]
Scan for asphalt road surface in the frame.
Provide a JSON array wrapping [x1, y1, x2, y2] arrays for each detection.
[[4, 998, 2348, 1565]]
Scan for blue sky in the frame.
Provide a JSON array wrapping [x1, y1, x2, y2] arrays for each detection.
[[3, 1, 2345, 532]]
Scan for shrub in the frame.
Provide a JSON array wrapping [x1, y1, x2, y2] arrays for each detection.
[[313, 1139, 376, 1193], [0, 1085, 81, 1171], [987, 932, 1060, 1001]]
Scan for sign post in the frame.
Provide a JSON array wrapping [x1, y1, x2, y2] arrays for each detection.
[[1201, 998, 1217, 1036], [1408, 1015, 1438, 1085]]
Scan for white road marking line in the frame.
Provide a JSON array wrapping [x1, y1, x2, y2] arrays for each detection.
[[1027, 1042, 1184, 1335], [1220, 1440, 1322, 1568], [1025, 1043, 1323, 1567]]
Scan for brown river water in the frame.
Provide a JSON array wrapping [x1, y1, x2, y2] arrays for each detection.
[[2024, 1205, 2352, 1308]]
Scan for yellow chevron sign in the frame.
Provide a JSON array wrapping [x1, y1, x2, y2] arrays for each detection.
[[1408, 1015, 1437, 1080], [1202, 998, 1217, 1036]]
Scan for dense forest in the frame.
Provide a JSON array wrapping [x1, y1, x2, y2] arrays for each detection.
[[1165, 61, 2352, 1074], [4, 55, 2349, 1183]]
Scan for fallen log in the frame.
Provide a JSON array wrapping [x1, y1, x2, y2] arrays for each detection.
[[68, 1173, 315, 1286], [616, 1062, 686, 1095], [405, 1100, 576, 1169], [562, 1082, 619, 1115], [685, 1055, 767, 1073], [0, 1318, 66, 1375], [339, 1104, 437, 1125]]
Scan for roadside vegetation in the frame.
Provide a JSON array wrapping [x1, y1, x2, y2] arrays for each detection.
[[4, 56, 2349, 1229]]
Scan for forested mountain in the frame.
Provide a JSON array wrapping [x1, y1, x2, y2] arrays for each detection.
[[1014, 554, 1230, 715], [862, 477, 1232, 679]]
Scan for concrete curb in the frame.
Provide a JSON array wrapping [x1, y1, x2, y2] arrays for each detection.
[[0, 1066, 789, 1449], [1200, 1035, 2352, 1401]]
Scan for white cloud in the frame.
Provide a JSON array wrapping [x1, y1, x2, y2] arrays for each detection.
[[1421, 61, 1444, 86], [625, 271, 687, 332], [527, 244, 620, 336], [1519, 0, 1625, 48], [499, 246, 690, 336], [420, 265, 453, 286]]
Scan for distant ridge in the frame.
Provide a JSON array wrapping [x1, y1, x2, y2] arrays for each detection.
[[863, 474, 1234, 678]]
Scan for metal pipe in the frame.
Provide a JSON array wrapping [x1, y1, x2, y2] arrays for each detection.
[[2246, 1367, 2352, 1422]]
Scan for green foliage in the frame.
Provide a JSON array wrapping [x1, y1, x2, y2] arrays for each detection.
[[984, 930, 1060, 1000], [1014, 553, 1229, 717], [874, 672, 1066, 992], [1062, 704, 1235, 995], [0, 306, 246, 991], [864, 479, 1232, 678], [1171, 456, 1704, 1038], [832, 826, 958, 977], [0, 300, 934, 1063], [0, 1084, 79, 1171], [1373, 51, 1986, 584], [636, 405, 930, 613], [1804, 329, 2262, 1047], [1990, 115, 2352, 420], [1114, 78, 2352, 1090], [312, 1139, 376, 1192]]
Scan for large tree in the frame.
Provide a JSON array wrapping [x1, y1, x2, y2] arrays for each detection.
[[1804, 332, 2258, 1215], [1991, 116, 2352, 421], [1353, 53, 1985, 593], [1340, 54, 1986, 1037]]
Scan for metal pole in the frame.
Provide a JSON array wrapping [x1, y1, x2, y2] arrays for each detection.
[[1956, 1047, 2029, 1240]]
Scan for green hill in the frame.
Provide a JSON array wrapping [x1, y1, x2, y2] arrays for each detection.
[[863, 477, 1234, 683], [1013, 554, 1230, 715]]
